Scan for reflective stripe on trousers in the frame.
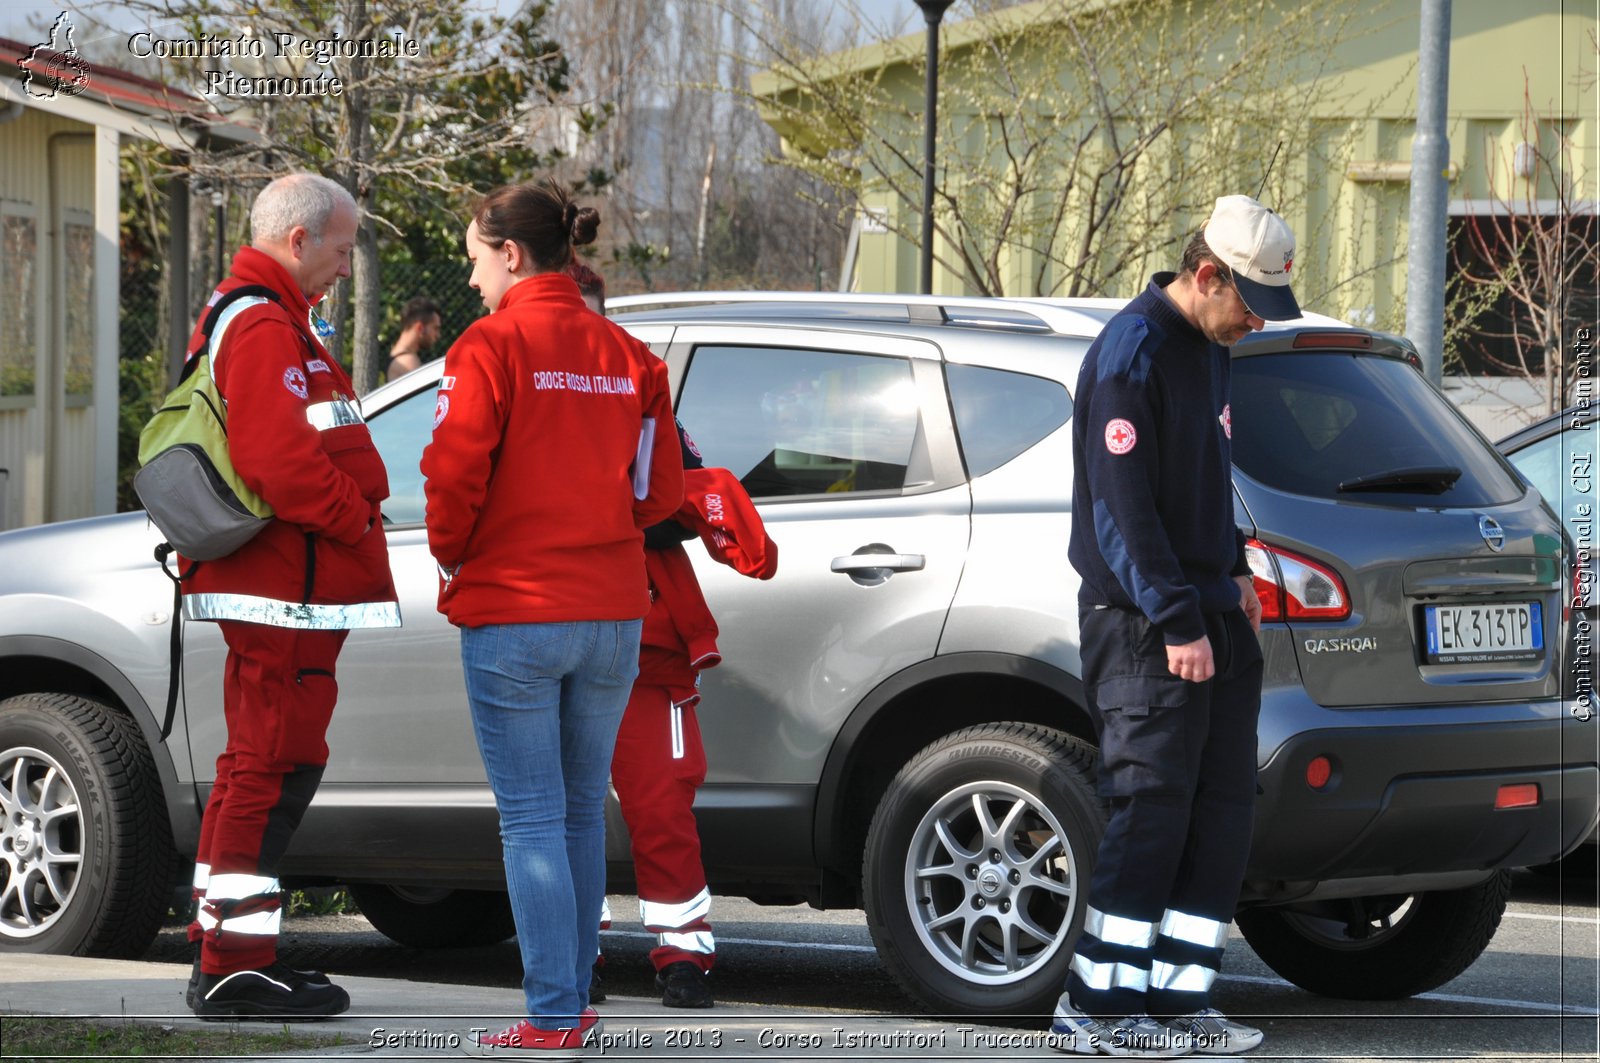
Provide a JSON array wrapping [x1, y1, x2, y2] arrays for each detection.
[[658, 929, 715, 956], [1070, 952, 1150, 993], [1085, 906, 1157, 949], [1160, 909, 1229, 950], [198, 871, 282, 939], [1151, 960, 1216, 994], [642, 888, 714, 956], [640, 887, 712, 933], [670, 702, 686, 760]]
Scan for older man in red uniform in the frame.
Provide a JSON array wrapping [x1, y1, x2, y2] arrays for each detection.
[[179, 173, 399, 1020]]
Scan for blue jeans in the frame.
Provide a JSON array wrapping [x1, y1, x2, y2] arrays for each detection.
[[461, 619, 641, 1027]]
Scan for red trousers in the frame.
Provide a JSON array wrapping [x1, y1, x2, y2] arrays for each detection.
[[611, 683, 715, 971], [191, 623, 347, 974]]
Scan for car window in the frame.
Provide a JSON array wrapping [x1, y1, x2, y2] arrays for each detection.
[[947, 363, 1072, 478], [1507, 431, 1567, 506], [1506, 419, 1598, 594], [675, 345, 918, 498], [1231, 353, 1522, 507], [365, 382, 441, 525]]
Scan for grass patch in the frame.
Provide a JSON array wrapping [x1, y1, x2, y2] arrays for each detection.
[[285, 887, 358, 918], [0, 1015, 348, 1060]]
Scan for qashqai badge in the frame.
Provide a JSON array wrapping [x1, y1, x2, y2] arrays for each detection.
[[1478, 515, 1505, 552]]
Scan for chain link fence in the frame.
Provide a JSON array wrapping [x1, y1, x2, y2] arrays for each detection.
[[115, 256, 485, 511], [377, 260, 482, 379]]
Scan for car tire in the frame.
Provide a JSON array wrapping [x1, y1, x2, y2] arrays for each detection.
[[0, 693, 177, 957], [347, 883, 516, 949], [1236, 871, 1513, 1000], [863, 722, 1105, 1015]]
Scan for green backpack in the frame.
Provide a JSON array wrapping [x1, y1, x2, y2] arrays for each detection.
[[134, 286, 279, 562]]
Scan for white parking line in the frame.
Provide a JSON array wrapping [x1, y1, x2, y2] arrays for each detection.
[[1218, 971, 1600, 1016], [604, 930, 1600, 1016], [603, 928, 877, 954], [1503, 910, 1600, 925]]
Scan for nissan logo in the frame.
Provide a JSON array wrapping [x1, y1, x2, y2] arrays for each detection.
[[1478, 515, 1505, 552]]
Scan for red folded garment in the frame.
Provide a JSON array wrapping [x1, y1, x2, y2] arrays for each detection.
[[677, 467, 778, 580]]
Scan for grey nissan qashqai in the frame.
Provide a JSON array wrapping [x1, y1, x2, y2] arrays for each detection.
[[1, 292, 1593, 1016]]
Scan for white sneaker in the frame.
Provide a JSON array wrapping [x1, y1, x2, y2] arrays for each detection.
[[1050, 994, 1194, 1057], [1165, 1009, 1264, 1055]]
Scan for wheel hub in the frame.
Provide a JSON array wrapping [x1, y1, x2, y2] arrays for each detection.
[[11, 819, 39, 860]]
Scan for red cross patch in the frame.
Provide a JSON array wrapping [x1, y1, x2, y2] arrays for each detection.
[[1105, 418, 1137, 455]]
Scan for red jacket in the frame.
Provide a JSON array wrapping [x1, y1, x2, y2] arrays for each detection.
[[637, 467, 778, 693], [180, 247, 399, 630], [421, 273, 684, 626]]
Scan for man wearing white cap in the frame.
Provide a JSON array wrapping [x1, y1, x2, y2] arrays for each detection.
[[1050, 196, 1299, 1057]]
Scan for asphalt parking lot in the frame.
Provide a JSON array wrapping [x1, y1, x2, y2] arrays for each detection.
[[123, 865, 1599, 1061]]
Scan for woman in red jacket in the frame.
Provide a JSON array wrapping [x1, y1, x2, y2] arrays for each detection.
[[421, 179, 683, 1053]]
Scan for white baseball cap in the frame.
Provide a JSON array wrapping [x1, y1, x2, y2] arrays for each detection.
[[1203, 194, 1301, 321]]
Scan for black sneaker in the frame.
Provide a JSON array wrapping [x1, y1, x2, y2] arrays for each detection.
[[655, 961, 713, 1009], [193, 964, 349, 1021], [185, 953, 330, 1010], [589, 961, 607, 1004]]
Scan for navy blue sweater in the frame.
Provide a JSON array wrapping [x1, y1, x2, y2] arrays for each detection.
[[1068, 273, 1249, 645]]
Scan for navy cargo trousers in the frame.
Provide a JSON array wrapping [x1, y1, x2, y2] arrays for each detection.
[[1064, 604, 1263, 1020]]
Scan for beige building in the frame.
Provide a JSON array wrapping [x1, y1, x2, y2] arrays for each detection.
[[0, 28, 253, 530]]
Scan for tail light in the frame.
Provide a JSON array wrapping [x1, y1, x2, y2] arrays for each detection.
[[1245, 538, 1352, 622]]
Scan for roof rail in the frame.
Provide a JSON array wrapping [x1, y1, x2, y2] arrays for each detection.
[[606, 290, 1118, 337]]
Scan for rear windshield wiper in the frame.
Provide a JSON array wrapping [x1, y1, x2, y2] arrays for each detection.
[[1337, 466, 1463, 494]]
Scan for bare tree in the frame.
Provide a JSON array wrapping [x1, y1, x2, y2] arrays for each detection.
[[741, 0, 1392, 300], [114, 0, 581, 393], [549, 0, 856, 294], [1446, 73, 1598, 419]]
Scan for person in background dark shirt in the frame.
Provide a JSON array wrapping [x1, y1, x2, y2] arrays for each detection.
[[384, 296, 441, 381]]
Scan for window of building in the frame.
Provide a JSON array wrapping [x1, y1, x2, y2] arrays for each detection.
[[62, 213, 94, 402], [1, 207, 38, 403], [1447, 210, 1598, 388]]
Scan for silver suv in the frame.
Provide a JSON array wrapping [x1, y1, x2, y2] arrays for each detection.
[[1, 293, 1593, 1017]]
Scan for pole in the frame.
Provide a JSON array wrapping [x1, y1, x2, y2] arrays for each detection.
[[166, 174, 190, 387], [1404, 0, 1452, 387], [213, 188, 226, 289], [915, 1, 953, 295]]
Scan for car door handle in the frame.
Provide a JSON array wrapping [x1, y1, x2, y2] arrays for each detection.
[[830, 553, 925, 573]]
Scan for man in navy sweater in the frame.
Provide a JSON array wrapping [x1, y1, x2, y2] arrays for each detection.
[[1050, 196, 1299, 1058]]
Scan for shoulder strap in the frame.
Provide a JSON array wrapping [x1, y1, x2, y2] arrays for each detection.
[[153, 544, 190, 742], [180, 284, 282, 383]]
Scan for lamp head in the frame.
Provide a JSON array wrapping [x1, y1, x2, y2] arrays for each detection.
[[913, 0, 956, 22]]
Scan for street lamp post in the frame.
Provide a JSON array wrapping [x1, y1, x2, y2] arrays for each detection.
[[914, 0, 953, 295]]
